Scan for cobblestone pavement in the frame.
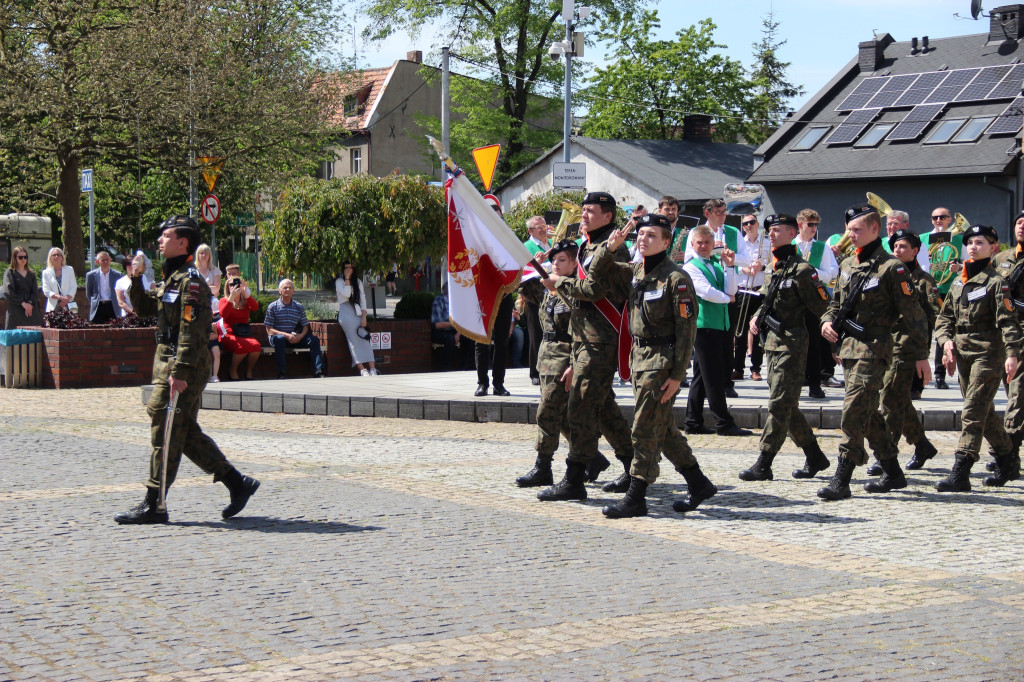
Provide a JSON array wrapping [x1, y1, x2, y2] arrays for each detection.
[[1, 387, 1023, 680]]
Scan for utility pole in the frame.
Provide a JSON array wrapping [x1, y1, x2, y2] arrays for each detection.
[[563, 5, 573, 163], [441, 46, 451, 159]]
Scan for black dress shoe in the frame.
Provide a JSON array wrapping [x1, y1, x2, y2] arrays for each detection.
[[492, 385, 511, 396], [725, 386, 739, 398], [935, 378, 948, 390], [474, 384, 488, 396], [808, 385, 826, 399], [910, 390, 922, 400], [531, 376, 540, 386], [114, 489, 168, 525], [685, 424, 714, 435], [717, 424, 753, 437]]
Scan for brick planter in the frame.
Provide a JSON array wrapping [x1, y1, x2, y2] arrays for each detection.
[[310, 319, 432, 376], [29, 326, 158, 389]]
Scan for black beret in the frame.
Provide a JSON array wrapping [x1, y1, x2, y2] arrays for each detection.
[[763, 213, 798, 230], [888, 228, 921, 251], [1015, 209, 1024, 223], [159, 214, 200, 231], [549, 239, 579, 259], [581, 191, 616, 211], [963, 224, 999, 243], [636, 213, 671, 230], [845, 203, 879, 225]]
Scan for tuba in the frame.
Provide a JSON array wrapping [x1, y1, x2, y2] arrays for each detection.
[[552, 201, 582, 242], [929, 212, 966, 287]]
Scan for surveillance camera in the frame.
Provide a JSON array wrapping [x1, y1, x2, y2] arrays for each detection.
[[548, 43, 563, 60]]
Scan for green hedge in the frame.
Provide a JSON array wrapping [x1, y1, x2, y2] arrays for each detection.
[[394, 290, 438, 320]]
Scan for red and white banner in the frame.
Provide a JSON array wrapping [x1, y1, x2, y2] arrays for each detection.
[[446, 172, 533, 344]]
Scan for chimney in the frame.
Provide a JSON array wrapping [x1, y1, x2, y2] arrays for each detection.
[[858, 33, 895, 72], [406, 50, 423, 63], [989, 5, 1024, 42], [683, 114, 713, 142]]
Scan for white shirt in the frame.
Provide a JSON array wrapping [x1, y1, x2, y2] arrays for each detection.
[[42, 265, 77, 312], [739, 235, 771, 291], [683, 224, 752, 268], [683, 255, 737, 304], [98, 268, 113, 301], [795, 238, 840, 283], [115, 274, 151, 316], [335, 277, 366, 317]]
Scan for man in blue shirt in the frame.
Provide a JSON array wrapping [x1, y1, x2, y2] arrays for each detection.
[[264, 279, 325, 379]]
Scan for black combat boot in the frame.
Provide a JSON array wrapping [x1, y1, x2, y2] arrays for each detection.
[[936, 453, 974, 492], [516, 455, 554, 487], [738, 451, 775, 481], [906, 437, 937, 470], [584, 451, 611, 482], [602, 477, 649, 519], [866, 461, 883, 476], [114, 488, 169, 525], [602, 455, 633, 493], [216, 468, 260, 519], [792, 443, 831, 479], [672, 463, 718, 513], [537, 460, 587, 501], [863, 457, 907, 493], [817, 457, 855, 500], [984, 453, 1020, 487]]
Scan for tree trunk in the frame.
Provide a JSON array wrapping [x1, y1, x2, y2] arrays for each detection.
[[57, 150, 87, 276]]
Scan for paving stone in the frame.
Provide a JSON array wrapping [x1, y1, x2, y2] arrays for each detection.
[[450, 401, 476, 422], [327, 396, 349, 417], [283, 395, 305, 415], [398, 400, 424, 420], [240, 391, 261, 412], [306, 395, 327, 416], [500, 402, 529, 424], [375, 398, 399, 418], [422, 401, 449, 421], [261, 392, 284, 414], [478, 402, 502, 423], [350, 397, 373, 417], [220, 391, 241, 411], [201, 391, 221, 410]]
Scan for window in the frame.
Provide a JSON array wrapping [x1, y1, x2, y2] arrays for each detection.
[[924, 118, 967, 144], [951, 116, 995, 143], [791, 126, 830, 151], [854, 122, 896, 147], [344, 95, 358, 116], [351, 148, 362, 174]]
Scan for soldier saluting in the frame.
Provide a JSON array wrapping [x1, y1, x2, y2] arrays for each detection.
[[115, 216, 260, 524], [934, 224, 1022, 492], [818, 204, 930, 501], [740, 214, 832, 482]]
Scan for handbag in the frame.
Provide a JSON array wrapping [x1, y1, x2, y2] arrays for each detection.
[[356, 324, 371, 341], [232, 323, 253, 338]]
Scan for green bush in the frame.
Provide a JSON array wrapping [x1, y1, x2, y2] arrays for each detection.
[[503, 189, 629, 240], [249, 292, 279, 323], [394, 290, 438, 320]]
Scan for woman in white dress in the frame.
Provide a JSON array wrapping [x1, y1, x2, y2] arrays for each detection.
[[335, 262, 379, 376], [41, 247, 78, 313]]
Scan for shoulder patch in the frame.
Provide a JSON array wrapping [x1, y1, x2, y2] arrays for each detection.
[[810, 270, 819, 280], [1006, 297, 1014, 312], [894, 265, 906, 274], [185, 280, 203, 304], [818, 285, 828, 300], [901, 281, 912, 296]]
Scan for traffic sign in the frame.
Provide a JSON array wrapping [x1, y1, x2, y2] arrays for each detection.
[[197, 156, 225, 192], [81, 169, 94, 193], [471, 144, 501, 191], [200, 194, 221, 224], [552, 161, 586, 188]]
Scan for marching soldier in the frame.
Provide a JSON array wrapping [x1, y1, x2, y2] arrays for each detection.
[[589, 213, 718, 517], [991, 210, 1024, 485], [868, 229, 940, 474], [114, 216, 260, 524], [934, 224, 1022, 492], [538, 192, 636, 501], [740, 214, 832, 482], [819, 204, 930, 500]]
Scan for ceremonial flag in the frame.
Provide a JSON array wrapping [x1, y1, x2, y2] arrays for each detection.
[[445, 169, 534, 343]]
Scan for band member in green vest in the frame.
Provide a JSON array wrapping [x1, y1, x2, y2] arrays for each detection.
[[682, 226, 753, 437], [882, 211, 930, 270], [923, 207, 963, 390], [795, 209, 838, 400], [522, 215, 552, 386], [683, 199, 749, 269]]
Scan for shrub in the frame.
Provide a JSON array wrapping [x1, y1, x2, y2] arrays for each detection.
[[44, 307, 90, 329], [249, 292, 279, 323], [302, 296, 336, 322], [109, 312, 157, 328], [394, 291, 438, 320]]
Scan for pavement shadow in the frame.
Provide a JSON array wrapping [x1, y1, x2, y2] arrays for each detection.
[[879, 488, 1024, 508], [175, 516, 382, 534]]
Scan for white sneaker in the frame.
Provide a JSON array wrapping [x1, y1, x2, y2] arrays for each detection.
[[360, 369, 371, 376], [210, 376, 220, 383], [370, 368, 381, 375]]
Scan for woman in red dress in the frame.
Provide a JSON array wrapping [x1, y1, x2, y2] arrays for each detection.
[[218, 275, 261, 380]]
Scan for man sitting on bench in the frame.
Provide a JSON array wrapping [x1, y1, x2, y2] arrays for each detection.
[[264, 279, 325, 379]]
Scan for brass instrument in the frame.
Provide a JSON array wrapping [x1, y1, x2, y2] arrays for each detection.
[[928, 212, 966, 287], [866, 192, 893, 217], [552, 201, 581, 242]]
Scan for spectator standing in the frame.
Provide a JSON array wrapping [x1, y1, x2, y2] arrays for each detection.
[[732, 214, 770, 381], [385, 265, 398, 296], [86, 250, 121, 324], [264, 279, 325, 379], [2, 246, 43, 329], [218, 275, 261, 380], [335, 262, 379, 376], [195, 244, 221, 296], [41, 247, 77, 313], [522, 215, 551, 386], [116, 254, 153, 316]]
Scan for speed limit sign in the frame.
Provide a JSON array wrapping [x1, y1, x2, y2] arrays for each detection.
[[200, 194, 221, 224]]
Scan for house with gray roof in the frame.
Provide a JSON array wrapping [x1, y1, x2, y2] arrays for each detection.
[[750, 6, 1024, 240], [498, 118, 756, 220]]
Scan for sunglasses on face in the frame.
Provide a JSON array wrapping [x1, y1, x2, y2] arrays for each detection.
[[804, 222, 820, 228], [741, 220, 758, 227], [931, 215, 950, 220], [17, 255, 27, 260]]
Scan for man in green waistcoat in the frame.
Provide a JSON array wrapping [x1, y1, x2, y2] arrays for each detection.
[[795, 209, 838, 399], [922, 207, 963, 389]]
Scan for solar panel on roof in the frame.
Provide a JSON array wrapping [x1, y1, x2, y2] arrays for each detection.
[[987, 96, 1024, 134], [887, 104, 946, 141], [954, 65, 1013, 102], [987, 64, 1024, 99], [864, 75, 918, 109], [845, 108, 881, 123], [836, 77, 890, 111], [824, 109, 881, 145], [894, 71, 949, 107]]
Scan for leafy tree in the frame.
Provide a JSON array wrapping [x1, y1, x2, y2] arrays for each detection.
[[580, 13, 751, 142], [743, 11, 804, 145], [262, 175, 447, 280], [503, 189, 586, 240]]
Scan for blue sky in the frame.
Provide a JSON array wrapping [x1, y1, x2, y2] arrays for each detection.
[[353, 0, 987, 111]]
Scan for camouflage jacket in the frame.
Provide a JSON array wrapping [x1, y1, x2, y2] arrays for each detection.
[[519, 276, 574, 376], [993, 247, 1024, 322], [822, 239, 928, 361], [555, 231, 630, 345], [130, 256, 213, 382], [591, 245, 698, 381], [893, 263, 940, 358], [935, 263, 1022, 361], [758, 250, 829, 353]]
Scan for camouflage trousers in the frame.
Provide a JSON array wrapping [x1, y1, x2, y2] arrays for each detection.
[[146, 376, 233, 506], [956, 354, 1012, 460], [566, 341, 634, 465], [880, 355, 925, 447], [1003, 363, 1024, 439], [760, 346, 817, 457], [839, 358, 898, 466], [629, 369, 696, 484], [535, 373, 571, 459]]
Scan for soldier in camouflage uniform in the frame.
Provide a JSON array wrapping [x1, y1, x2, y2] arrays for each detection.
[[537, 192, 636, 502], [114, 216, 260, 524], [739, 214, 832, 482], [934, 224, 1022, 492], [990, 210, 1024, 485], [869, 229, 940, 475], [585, 213, 718, 518], [819, 204, 930, 500]]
